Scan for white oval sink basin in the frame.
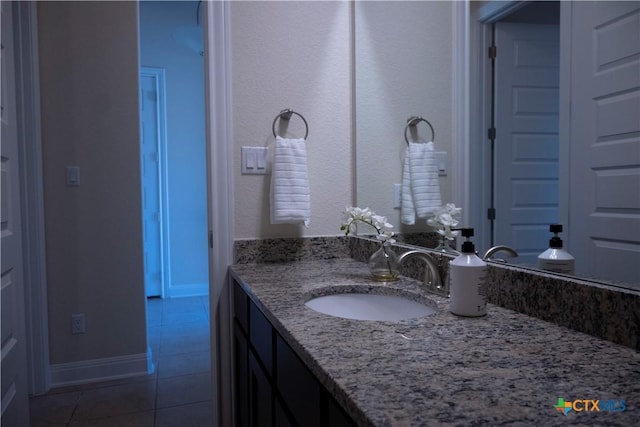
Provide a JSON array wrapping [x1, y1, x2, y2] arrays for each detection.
[[305, 293, 436, 321]]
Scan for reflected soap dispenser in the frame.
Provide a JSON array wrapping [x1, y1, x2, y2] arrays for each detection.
[[537, 224, 575, 275], [449, 228, 487, 317]]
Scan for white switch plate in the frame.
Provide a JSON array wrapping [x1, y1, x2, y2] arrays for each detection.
[[241, 147, 268, 175], [393, 183, 402, 209], [66, 166, 80, 186], [435, 151, 447, 176]]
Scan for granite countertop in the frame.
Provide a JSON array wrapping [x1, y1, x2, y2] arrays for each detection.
[[230, 259, 640, 426]]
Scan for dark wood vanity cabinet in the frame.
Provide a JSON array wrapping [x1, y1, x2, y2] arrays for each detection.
[[232, 279, 355, 427], [249, 350, 273, 427], [276, 334, 321, 427], [233, 322, 250, 427]]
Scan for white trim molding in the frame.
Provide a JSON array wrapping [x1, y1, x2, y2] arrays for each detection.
[[50, 352, 152, 388], [168, 282, 208, 298], [140, 66, 170, 299], [453, 0, 489, 243], [460, 0, 528, 252], [13, 0, 51, 396], [204, 2, 234, 427], [557, 0, 571, 230], [452, 0, 471, 225]]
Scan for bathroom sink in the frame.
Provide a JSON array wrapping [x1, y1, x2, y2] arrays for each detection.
[[305, 293, 436, 321]]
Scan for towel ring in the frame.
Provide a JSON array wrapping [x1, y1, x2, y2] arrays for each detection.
[[272, 109, 309, 139], [404, 116, 435, 145]]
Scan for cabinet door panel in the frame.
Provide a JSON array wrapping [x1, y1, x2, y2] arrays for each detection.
[[249, 351, 272, 427], [274, 397, 295, 427], [276, 336, 321, 427], [234, 322, 249, 427], [250, 301, 273, 377], [234, 280, 249, 334]]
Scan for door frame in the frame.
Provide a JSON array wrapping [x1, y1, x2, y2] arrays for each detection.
[[453, 0, 569, 254], [140, 66, 169, 299], [203, 2, 234, 426], [454, 1, 522, 254], [13, 0, 51, 396]]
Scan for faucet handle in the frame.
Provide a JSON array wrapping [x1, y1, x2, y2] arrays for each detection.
[[398, 250, 447, 297], [483, 245, 518, 261]]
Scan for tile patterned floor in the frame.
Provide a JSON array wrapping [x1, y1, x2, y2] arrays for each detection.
[[30, 296, 213, 427]]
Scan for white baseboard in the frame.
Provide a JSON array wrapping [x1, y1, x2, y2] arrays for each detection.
[[50, 348, 154, 388], [168, 282, 208, 298]]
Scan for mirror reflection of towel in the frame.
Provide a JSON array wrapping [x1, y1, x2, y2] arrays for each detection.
[[270, 136, 311, 226], [401, 141, 441, 225]]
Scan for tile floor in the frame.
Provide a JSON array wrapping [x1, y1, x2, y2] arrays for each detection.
[[29, 296, 213, 427]]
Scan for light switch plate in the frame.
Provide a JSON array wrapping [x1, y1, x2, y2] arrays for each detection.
[[393, 183, 402, 209], [435, 151, 447, 176], [241, 147, 268, 175], [66, 166, 80, 186]]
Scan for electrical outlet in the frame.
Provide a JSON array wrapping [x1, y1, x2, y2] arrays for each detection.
[[71, 313, 85, 334]]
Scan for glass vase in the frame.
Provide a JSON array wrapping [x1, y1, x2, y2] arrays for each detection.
[[369, 241, 400, 282], [433, 235, 458, 255], [433, 235, 458, 296]]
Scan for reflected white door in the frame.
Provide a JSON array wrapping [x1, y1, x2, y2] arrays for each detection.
[[494, 22, 560, 266], [568, 1, 640, 286], [140, 69, 165, 297], [1, 1, 30, 425]]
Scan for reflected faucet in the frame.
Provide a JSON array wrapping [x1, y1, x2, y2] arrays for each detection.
[[483, 245, 518, 263], [397, 250, 446, 297]]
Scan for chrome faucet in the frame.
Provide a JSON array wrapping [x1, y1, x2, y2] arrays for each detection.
[[483, 245, 518, 262], [397, 250, 446, 297]]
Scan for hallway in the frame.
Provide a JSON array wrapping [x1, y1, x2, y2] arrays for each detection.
[[29, 296, 212, 426]]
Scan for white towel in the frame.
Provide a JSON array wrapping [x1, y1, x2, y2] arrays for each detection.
[[401, 141, 441, 225], [270, 136, 311, 226]]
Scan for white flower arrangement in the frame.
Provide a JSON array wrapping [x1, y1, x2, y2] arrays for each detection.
[[426, 203, 462, 240], [340, 207, 395, 242]]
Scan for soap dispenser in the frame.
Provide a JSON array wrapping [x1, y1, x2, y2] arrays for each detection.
[[449, 228, 487, 317], [537, 224, 575, 275]]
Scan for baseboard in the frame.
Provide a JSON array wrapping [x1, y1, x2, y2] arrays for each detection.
[[168, 282, 208, 298], [50, 348, 154, 388]]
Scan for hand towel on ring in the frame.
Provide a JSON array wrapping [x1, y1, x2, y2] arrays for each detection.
[[270, 136, 311, 226], [401, 141, 441, 225]]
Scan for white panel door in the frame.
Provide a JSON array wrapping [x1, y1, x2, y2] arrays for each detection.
[[569, 1, 640, 287], [1, 2, 30, 425], [140, 70, 164, 297], [494, 22, 560, 267]]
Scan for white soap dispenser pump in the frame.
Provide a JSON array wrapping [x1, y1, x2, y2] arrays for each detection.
[[449, 228, 487, 317], [537, 224, 575, 275]]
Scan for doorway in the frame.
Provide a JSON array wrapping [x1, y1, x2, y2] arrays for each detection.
[[138, 1, 209, 385], [139, 1, 209, 301], [480, 1, 560, 266], [14, 0, 228, 406], [490, 3, 561, 266]]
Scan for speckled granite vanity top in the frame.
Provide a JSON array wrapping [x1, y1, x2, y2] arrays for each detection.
[[230, 259, 640, 426]]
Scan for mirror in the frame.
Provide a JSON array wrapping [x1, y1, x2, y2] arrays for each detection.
[[355, 0, 453, 237], [354, 1, 639, 291]]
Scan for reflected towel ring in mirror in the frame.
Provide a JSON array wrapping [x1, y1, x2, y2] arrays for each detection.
[[272, 109, 309, 139], [404, 116, 435, 144]]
